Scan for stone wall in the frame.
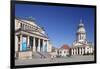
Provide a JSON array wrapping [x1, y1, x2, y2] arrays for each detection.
[[18, 51, 32, 60]]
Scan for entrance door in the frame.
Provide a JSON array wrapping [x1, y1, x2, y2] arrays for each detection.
[[22, 37, 27, 51]]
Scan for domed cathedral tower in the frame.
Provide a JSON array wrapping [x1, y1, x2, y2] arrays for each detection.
[[72, 19, 88, 47], [76, 19, 87, 44], [71, 19, 94, 56]]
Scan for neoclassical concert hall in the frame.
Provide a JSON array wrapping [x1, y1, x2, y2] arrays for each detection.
[[15, 17, 52, 59]]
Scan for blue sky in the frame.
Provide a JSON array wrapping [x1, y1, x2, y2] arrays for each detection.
[[15, 4, 95, 48]]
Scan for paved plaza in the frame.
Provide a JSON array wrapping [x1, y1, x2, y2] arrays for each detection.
[[15, 55, 94, 66]]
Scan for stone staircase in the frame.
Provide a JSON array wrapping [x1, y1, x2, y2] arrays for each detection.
[[38, 52, 51, 58], [37, 52, 46, 58], [32, 52, 41, 58], [32, 52, 51, 58]]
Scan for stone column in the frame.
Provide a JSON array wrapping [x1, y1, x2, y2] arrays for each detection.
[[33, 37, 36, 52], [74, 48, 76, 55], [20, 34, 22, 51], [38, 38, 40, 52], [27, 35, 30, 49], [81, 47, 84, 55], [85, 47, 87, 54], [15, 36, 18, 52]]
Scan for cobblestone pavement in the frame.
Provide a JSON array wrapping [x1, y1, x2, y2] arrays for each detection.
[[15, 55, 94, 66]]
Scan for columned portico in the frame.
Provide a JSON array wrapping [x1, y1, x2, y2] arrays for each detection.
[[71, 47, 85, 56], [17, 34, 48, 52]]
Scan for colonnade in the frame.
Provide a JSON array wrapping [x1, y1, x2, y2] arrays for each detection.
[[17, 34, 48, 52], [71, 47, 85, 55]]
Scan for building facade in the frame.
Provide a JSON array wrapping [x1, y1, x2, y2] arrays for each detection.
[[58, 44, 70, 57], [15, 17, 52, 59], [49, 45, 70, 58], [71, 19, 94, 56]]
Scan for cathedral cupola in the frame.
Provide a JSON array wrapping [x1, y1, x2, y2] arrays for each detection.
[[77, 19, 86, 34], [76, 19, 86, 42]]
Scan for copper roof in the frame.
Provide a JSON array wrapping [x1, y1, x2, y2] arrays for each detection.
[[60, 44, 70, 49]]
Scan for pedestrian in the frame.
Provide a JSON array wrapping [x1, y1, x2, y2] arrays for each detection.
[[50, 55, 54, 62]]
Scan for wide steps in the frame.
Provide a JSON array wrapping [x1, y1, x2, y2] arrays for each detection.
[[32, 52, 51, 58], [32, 52, 41, 58]]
